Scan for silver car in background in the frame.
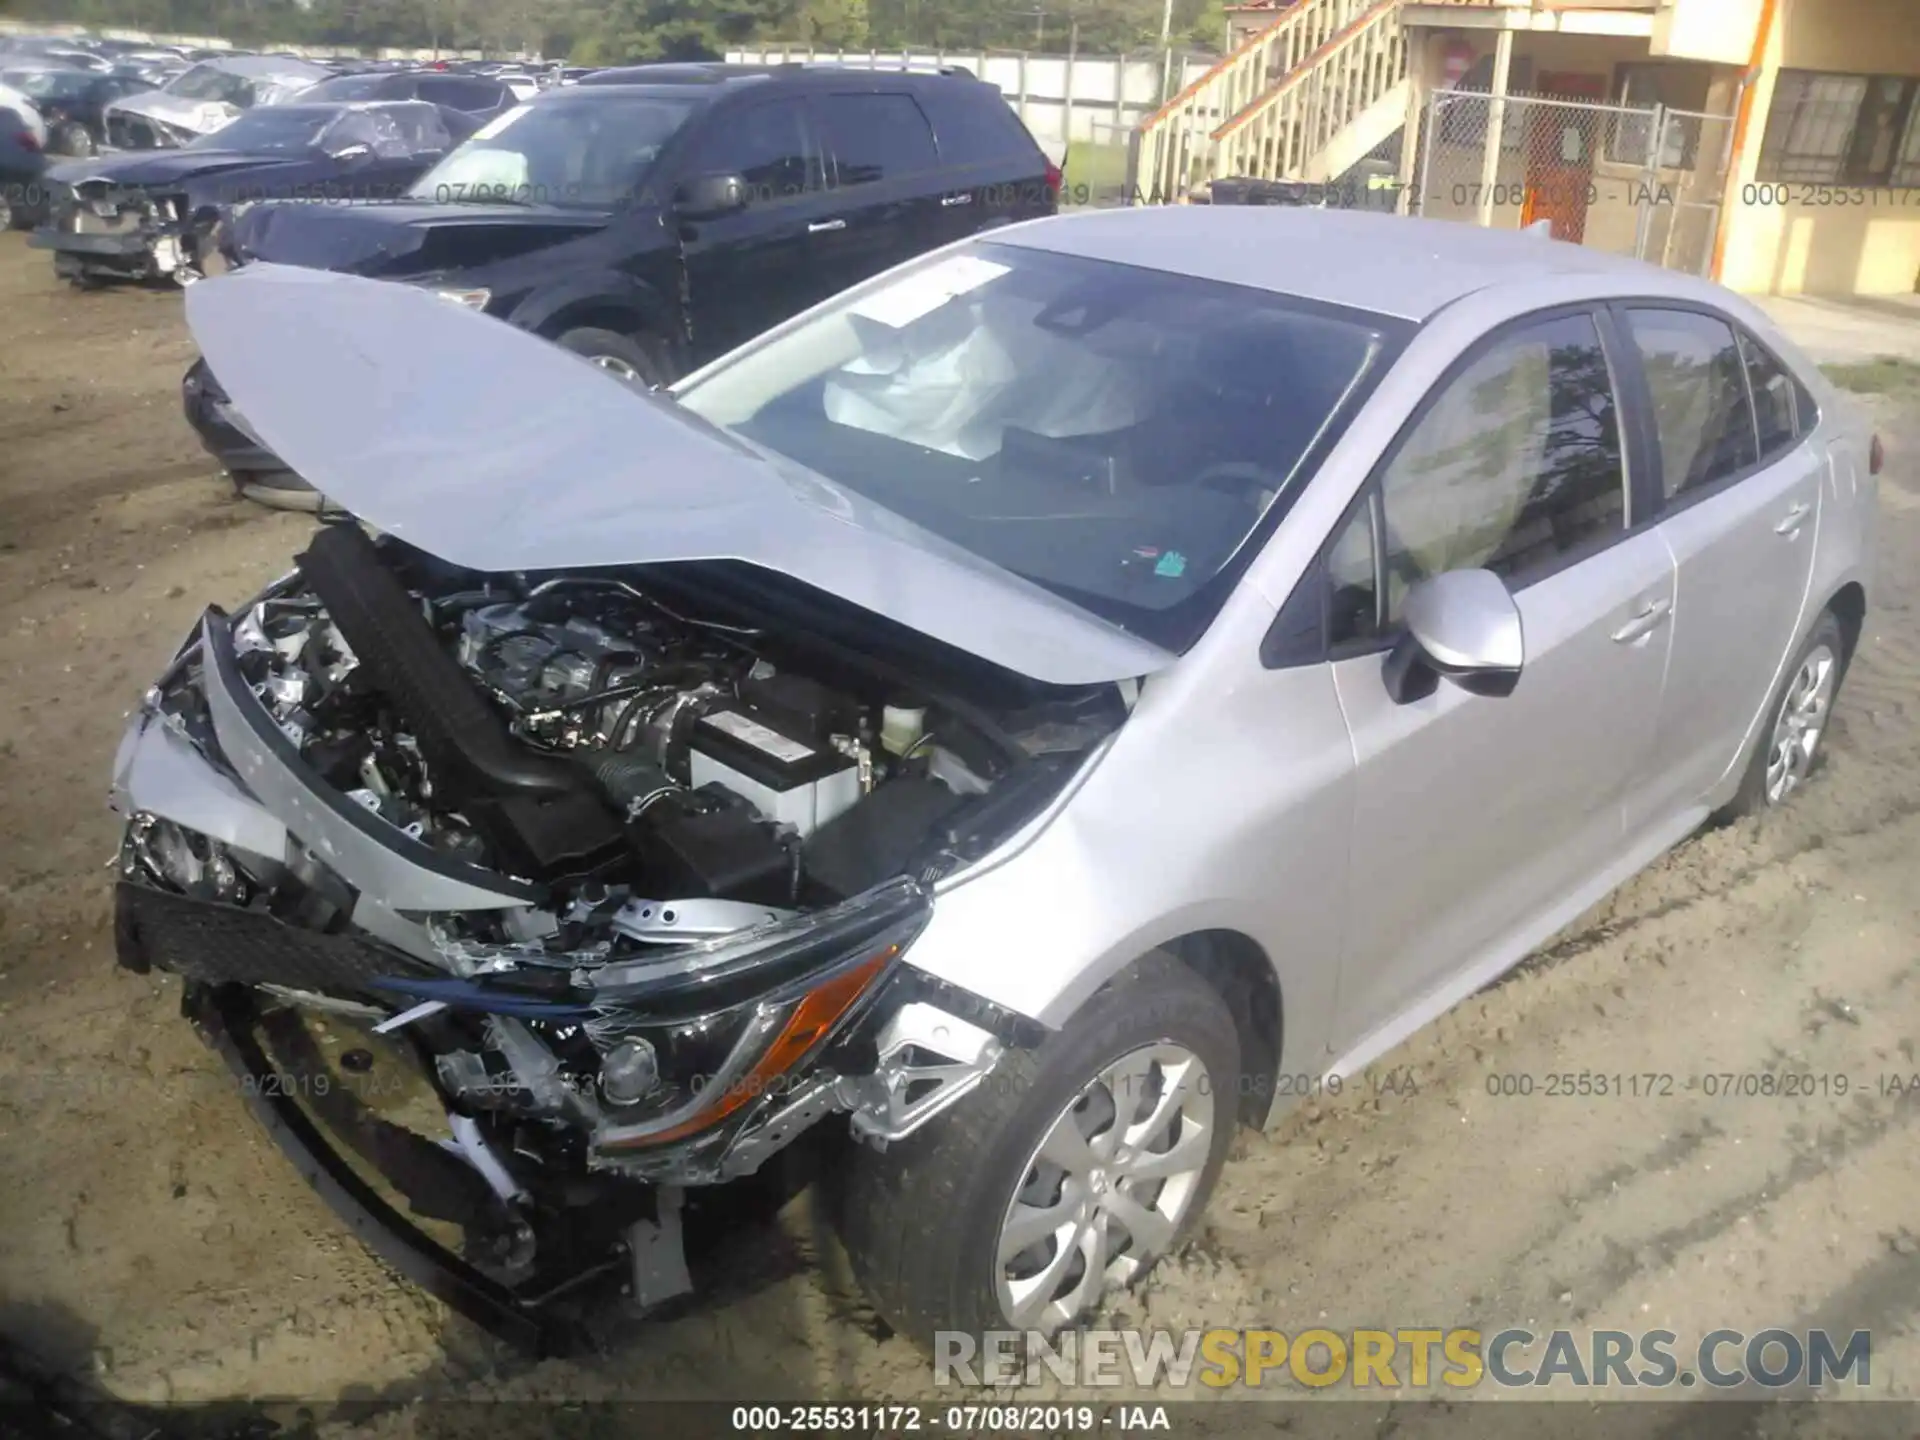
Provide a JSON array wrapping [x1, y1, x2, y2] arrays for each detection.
[[110, 208, 1878, 1350], [102, 54, 331, 149]]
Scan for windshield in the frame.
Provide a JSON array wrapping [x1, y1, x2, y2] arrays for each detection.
[[168, 64, 253, 107], [408, 93, 697, 208], [675, 242, 1398, 647], [186, 105, 330, 152]]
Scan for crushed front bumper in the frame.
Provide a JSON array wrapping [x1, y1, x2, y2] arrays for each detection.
[[110, 602, 1019, 1344], [173, 980, 607, 1355], [32, 187, 193, 283]]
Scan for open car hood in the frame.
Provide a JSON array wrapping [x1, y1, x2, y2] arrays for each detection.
[[184, 264, 1177, 687]]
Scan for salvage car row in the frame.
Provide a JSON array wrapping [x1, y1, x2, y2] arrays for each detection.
[[0, 32, 574, 232], [0, 37, 585, 281], [26, 61, 1066, 504], [0, 33, 554, 161]]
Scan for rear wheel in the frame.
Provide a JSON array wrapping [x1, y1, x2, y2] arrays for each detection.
[[1721, 610, 1848, 819], [832, 951, 1240, 1348], [553, 327, 666, 387]]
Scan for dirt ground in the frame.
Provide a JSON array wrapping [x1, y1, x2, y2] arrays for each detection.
[[2, 232, 1919, 1435]]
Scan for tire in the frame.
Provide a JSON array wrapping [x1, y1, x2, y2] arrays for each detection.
[[55, 122, 94, 158], [832, 951, 1241, 1349], [0, 191, 12, 232], [552, 327, 666, 387], [1719, 609, 1848, 820]]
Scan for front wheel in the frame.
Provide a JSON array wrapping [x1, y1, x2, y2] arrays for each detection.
[[832, 951, 1240, 1348], [552, 326, 666, 387]]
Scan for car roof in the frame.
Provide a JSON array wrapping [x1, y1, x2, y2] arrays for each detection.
[[991, 207, 1712, 322], [576, 61, 981, 92], [270, 99, 437, 118], [204, 54, 331, 79]]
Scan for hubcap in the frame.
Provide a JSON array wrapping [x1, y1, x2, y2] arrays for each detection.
[[994, 1043, 1213, 1331], [589, 353, 641, 382], [1765, 643, 1836, 805]]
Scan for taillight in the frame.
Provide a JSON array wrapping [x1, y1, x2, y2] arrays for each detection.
[[1043, 159, 1063, 200], [18, 130, 38, 152], [1869, 432, 1884, 476]]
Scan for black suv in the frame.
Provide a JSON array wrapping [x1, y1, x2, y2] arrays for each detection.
[[184, 61, 1061, 504]]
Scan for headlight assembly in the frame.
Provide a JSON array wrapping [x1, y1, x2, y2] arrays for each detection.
[[585, 876, 932, 1151]]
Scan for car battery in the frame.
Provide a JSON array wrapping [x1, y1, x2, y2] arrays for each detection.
[[689, 701, 861, 839]]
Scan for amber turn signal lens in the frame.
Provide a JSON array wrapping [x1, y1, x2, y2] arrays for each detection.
[[622, 946, 897, 1148]]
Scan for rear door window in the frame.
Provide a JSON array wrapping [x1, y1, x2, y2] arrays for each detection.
[[1623, 308, 1758, 502], [814, 91, 939, 187]]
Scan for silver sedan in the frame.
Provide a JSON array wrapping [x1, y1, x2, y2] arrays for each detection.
[[114, 206, 1880, 1348]]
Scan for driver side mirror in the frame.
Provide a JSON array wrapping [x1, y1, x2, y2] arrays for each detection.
[[1381, 568, 1525, 705], [330, 142, 373, 164], [672, 171, 748, 220]]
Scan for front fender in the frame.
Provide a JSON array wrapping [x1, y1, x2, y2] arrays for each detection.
[[505, 270, 676, 345]]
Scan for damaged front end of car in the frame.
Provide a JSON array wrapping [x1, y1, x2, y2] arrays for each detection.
[[111, 525, 1101, 1349], [32, 178, 204, 285], [103, 105, 203, 152]]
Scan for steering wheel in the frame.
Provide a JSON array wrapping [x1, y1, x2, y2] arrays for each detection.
[[1192, 460, 1281, 507]]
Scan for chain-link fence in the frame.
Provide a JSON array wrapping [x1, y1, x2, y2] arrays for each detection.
[[1412, 90, 1733, 276]]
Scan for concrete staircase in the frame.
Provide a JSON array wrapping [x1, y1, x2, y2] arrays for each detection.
[[1135, 0, 1411, 202]]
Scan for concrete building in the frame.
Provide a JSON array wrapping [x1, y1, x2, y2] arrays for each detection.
[[1136, 0, 1920, 297]]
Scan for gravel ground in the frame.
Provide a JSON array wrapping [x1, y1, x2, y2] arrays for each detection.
[[1, 235, 1917, 1435]]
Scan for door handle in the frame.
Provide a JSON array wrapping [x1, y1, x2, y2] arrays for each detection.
[[807, 218, 846, 233], [1611, 597, 1672, 644], [940, 192, 974, 207], [1775, 501, 1812, 534]]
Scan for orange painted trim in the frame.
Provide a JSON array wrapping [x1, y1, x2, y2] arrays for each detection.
[[1139, 4, 1302, 130], [1211, 0, 1402, 140], [1710, 0, 1782, 283]]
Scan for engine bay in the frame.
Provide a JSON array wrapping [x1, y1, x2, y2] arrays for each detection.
[[191, 525, 1125, 960]]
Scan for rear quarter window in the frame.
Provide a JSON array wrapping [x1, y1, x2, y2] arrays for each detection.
[[916, 84, 1040, 167]]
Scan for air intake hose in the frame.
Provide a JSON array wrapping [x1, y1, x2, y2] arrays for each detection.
[[296, 523, 582, 803]]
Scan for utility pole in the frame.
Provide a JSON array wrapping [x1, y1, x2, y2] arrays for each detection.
[[1158, 0, 1174, 105], [1016, 4, 1048, 49]]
